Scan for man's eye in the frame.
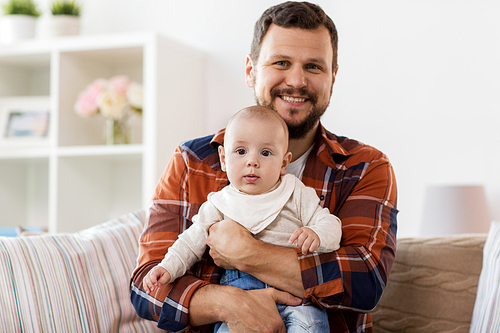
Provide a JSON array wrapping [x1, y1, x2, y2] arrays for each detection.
[[276, 61, 288, 67], [236, 149, 246, 155], [261, 150, 271, 157]]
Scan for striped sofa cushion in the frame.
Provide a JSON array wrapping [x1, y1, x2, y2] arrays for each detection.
[[0, 211, 162, 333], [470, 220, 500, 332]]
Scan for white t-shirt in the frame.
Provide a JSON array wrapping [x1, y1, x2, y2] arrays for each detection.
[[286, 144, 314, 179]]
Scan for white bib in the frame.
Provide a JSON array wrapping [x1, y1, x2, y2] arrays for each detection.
[[208, 173, 296, 234]]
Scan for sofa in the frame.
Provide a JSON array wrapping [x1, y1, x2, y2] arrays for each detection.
[[371, 234, 487, 332], [373, 218, 500, 333], [0, 211, 163, 332], [1, 210, 498, 332]]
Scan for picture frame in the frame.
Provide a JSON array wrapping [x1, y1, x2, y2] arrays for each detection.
[[0, 97, 51, 147]]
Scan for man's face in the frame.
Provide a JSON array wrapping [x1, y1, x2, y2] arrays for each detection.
[[246, 24, 338, 139]]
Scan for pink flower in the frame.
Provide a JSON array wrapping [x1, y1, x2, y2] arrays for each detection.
[[109, 75, 132, 95], [98, 90, 128, 120], [126, 82, 143, 110], [74, 88, 99, 117], [90, 78, 108, 91], [74, 78, 108, 117], [74, 76, 143, 120]]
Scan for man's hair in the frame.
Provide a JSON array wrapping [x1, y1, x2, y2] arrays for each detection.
[[251, 1, 338, 69]]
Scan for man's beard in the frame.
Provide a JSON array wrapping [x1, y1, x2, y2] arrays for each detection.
[[255, 86, 329, 140]]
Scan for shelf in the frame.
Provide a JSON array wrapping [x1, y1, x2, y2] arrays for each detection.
[[57, 144, 143, 157], [57, 49, 143, 147], [0, 148, 50, 159], [0, 158, 49, 228], [0, 56, 50, 97], [0, 32, 205, 232], [0, 32, 156, 56], [56, 154, 143, 233]]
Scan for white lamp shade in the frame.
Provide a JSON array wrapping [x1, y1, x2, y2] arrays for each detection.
[[420, 185, 491, 236]]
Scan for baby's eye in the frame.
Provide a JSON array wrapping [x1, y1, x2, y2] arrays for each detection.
[[236, 149, 246, 155], [261, 150, 271, 157]]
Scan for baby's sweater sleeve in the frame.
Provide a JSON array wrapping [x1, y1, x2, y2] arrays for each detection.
[[158, 200, 224, 282], [299, 186, 342, 253]]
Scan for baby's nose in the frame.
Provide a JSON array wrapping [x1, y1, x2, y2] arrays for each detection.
[[247, 158, 259, 167]]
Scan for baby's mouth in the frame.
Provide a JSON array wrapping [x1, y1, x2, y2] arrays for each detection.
[[244, 175, 259, 183]]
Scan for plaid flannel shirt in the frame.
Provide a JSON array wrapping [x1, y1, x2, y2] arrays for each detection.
[[131, 123, 398, 333]]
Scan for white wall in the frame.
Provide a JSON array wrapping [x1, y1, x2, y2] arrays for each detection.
[[36, 0, 500, 237]]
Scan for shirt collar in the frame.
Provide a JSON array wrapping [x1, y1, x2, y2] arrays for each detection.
[[210, 128, 225, 148], [313, 122, 352, 168], [316, 123, 348, 156]]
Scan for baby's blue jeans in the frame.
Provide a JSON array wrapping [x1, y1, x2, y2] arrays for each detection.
[[214, 269, 329, 333]]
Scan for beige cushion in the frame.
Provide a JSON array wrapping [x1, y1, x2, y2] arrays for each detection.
[[372, 234, 486, 332]]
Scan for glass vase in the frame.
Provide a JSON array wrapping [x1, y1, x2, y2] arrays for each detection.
[[106, 118, 130, 145]]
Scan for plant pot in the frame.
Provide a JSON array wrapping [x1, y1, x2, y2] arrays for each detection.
[[37, 15, 80, 39], [0, 15, 37, 44]]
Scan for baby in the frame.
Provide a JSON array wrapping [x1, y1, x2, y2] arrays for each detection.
[[143, 105, 342, 332]]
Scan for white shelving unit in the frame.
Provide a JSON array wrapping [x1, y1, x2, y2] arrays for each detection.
[[0, 32, 205, 233]]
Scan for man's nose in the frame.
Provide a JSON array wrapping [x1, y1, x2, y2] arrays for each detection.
[[285, 65, 307, 89]]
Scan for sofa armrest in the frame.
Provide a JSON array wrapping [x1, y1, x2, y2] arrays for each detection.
[[0, 211, 163, 332], [372, 234, 487, 332]]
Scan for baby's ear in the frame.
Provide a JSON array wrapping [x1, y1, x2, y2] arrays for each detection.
[[218, 145, 226, 172], [281, 152, 292, 175]]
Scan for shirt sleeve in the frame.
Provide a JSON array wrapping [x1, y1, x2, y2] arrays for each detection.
[[299, 154, 398, 312], [130, 146, 221, 332], [298, 185, 342, 253], [159, 201, 224, 282]]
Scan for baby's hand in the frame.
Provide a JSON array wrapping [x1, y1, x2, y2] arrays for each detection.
[[289, 227, 320, 254], [143, 266, 171, 295]]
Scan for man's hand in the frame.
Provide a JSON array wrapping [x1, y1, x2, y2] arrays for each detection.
[[189, 284, 302, 332], [207, 218, 305, 297], [225, 288, 302, 332], [206, 218, 255, 270]]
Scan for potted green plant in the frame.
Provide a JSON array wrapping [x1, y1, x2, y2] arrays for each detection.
[[50, 0, 81, 16], [0, 0, 41, 44], [39, 0, 81, 38]]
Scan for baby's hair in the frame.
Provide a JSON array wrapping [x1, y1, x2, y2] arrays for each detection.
[[226, 105, 289, 150]]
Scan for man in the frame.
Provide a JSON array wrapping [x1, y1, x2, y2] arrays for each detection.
[[131, 2, 398, 332]]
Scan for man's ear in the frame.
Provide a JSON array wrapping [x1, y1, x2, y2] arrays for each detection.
[[218, 145, 226, 172], [331, 64, 339, 90], [281, 152, 293, 175], [245, 54, 255, 88]]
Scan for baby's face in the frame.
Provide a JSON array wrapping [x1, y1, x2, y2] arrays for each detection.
[[219, 116, 290, 195]]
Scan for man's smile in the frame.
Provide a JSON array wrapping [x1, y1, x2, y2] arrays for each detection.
[[281, 96, 307, 103], [270, 86, 317, 107]]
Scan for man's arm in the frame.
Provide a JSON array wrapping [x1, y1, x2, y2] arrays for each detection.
[[302, 156, 398, 311], [206, 155, 398, 310], [189, 283, 301, 332], [207, 219, 305, 297]]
